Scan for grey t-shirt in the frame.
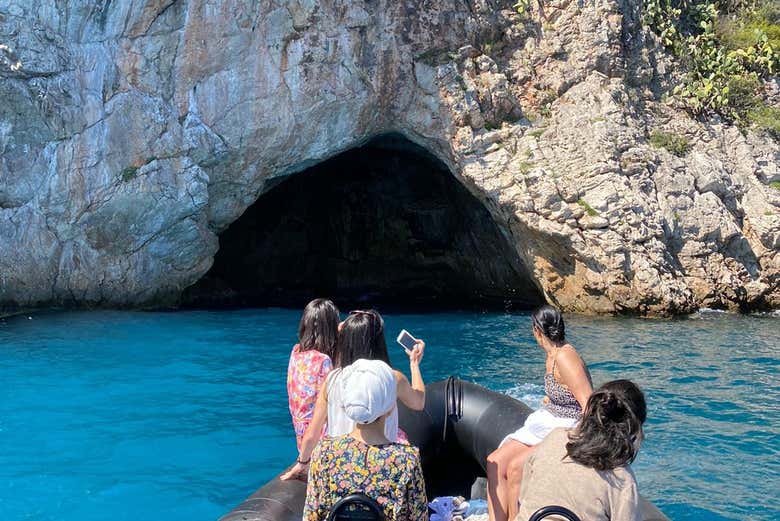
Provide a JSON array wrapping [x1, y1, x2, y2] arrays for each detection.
[[516, 428, 641, 521]]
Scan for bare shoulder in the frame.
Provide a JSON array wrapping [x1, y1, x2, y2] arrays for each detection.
[[556, 346, 584, 366]]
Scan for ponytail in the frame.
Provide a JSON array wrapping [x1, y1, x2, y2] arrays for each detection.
[[566, 380, 646, 471]]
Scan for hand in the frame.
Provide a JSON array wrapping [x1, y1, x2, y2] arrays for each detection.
[[542, 396, 550, 405], [280, 461, 309, 481], [406, 339, 425, 365]]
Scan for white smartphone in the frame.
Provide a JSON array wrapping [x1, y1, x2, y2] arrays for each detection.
[[396, 329, 418, 352]]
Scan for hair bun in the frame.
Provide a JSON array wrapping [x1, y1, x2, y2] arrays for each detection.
[[532, 305, 566, 342], [547, 324, 566, 342], [601, 393, 626, 421]]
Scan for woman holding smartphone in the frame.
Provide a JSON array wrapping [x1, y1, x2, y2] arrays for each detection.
[[281, 309, 425, 481]]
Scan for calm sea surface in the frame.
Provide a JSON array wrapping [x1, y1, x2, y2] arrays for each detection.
[[0, 309, 777, 521]]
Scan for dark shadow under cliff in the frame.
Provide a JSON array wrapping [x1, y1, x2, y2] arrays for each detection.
[[182, 135, 543, 310]]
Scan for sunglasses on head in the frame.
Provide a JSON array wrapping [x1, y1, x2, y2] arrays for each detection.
[[348, 310, 382, 332], [349, 310, 377, 317]]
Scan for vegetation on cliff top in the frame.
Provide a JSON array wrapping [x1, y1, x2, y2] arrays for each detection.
[[644, 0, 779, 135]]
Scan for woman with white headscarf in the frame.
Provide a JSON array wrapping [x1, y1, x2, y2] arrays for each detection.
[[302, 359, 428, 521]]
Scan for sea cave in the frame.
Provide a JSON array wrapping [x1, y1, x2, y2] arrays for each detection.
[[183, 135, 544, 310]]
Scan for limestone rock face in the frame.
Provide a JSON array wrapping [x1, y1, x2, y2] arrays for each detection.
[[1, 0, 778, 314]]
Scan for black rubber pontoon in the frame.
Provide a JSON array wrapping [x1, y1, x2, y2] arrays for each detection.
[[219, 379, 531, 521], [219, 378, 670, 521]]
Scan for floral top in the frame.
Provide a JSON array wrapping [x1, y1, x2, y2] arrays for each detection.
[[287, 344, 332, 447], [303, 435, 428, 521]]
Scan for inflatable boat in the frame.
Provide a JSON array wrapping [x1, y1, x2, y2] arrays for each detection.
[[219, 378, 670, 521]]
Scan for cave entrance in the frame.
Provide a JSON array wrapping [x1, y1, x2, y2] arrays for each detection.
[[184, 135, 544, 310]]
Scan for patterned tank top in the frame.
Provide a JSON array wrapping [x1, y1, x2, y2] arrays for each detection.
[[543, 347, 590, 420]]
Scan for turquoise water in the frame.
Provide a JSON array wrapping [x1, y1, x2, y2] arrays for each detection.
[[0, 309, 777, 521]]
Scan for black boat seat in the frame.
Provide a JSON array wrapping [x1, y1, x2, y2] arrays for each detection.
[[326, 493, 386, 521], [529, 505, 582, 521]]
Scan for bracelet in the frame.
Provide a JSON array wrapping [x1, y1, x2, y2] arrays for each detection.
[[297, 457, 310, 465]]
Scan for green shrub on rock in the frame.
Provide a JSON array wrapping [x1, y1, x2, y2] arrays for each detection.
[[577, 199, 599, 216], [644, 0, 779, 120], [514, 0, 532, 18], [725, 74, 763, 115], [717, 13, 780, 53], [719, 1, 780, 44], [649, 130, 692, 156], [120, 166, 139, 183], [517, 160, 533, 174], [747, 105, 780, 136], [711, 74, 780, 134]]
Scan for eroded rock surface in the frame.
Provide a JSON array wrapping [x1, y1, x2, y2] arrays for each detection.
[[1, 0, 778, 314]]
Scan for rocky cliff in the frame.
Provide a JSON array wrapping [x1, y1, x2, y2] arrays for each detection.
[[1, 0, 778, 315]]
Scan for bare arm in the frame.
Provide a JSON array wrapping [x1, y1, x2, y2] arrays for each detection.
[[281, 382, 329, 480], [395, 340, 425, 410], [556, 348, 592, 411]]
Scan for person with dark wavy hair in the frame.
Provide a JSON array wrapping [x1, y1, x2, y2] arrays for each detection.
[[287, 299, 341, 449], [281, 309, 426, 481], [332, 309, 392, 368], [515, 380, 648, 521], [487, 305, 592, 521]]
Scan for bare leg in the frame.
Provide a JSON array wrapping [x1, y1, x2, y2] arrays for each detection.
[[486, 440, 529, 521], [506, 445, 536, 521], [486, 451, 505, 521]]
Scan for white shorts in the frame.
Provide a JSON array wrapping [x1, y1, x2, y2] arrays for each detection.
[[500, 408, 578, 447]]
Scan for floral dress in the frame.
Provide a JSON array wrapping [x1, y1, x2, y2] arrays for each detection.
[[303, 435, 428, 521], [287, 344, 332, 448]]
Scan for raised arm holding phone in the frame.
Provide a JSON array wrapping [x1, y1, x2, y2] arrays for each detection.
[[396, 329, 425, 410]]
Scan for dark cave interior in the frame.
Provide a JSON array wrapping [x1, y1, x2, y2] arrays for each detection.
[[182, 135, 543, 310]]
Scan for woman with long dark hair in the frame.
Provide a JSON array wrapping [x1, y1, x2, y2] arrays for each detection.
[[287, 298, 340, 449], [487, 305, 592, 521], [281, 309, 426, 481], [516, 380, 648, 520]]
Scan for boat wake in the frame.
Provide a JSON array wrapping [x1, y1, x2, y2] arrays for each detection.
[[503, 383, 544, 410]]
